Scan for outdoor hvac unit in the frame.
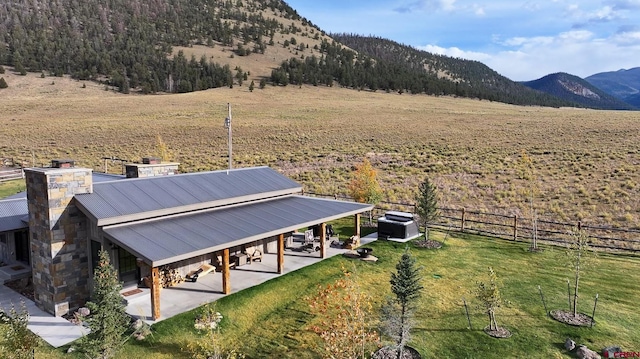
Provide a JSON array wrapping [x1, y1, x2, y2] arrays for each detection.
[[377, 211, 420, 240]]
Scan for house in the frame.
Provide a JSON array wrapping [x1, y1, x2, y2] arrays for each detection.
[[1, 159, 371, 320]]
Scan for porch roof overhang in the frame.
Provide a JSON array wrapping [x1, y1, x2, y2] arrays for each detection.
[[102, 195, 372, 267]]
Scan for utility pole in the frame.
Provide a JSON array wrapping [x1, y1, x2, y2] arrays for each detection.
[[224, 103, 233, 170]]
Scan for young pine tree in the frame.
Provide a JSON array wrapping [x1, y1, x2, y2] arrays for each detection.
[[415, 177, 439, 241], [77, 249, 130, 359], [381, 248, 423, 359]]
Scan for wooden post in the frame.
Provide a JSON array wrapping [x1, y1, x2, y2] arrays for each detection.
[[577, 221, 582, 231], [222, 248, 230, 295], [151, 266, 161, 320], [513, 214, 518, 241], [461, 208, 466, 231], [354, 213, 361, 238], [319, 223, 326, 258], [277, 233, 285, 274]]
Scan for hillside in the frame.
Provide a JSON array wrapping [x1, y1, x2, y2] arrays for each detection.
[[522, 72, 636, 110], [586, 68, 640, 107], [324, 34, 576, 108], [1, 0, 581, 108]]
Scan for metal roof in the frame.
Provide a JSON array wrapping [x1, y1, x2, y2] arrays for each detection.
[[103, 195, 372, 267], [75, 167, 302, 226], [0, 198, 28, 232]]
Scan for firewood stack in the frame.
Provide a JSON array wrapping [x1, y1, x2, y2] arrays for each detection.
[[160, 266, 184, 288]]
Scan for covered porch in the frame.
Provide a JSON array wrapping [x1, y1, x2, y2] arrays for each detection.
[[103, 195, 373, 321], [122, 233, 377, 323]]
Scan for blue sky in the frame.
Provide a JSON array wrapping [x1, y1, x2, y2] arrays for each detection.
[[284, 0, 640, 81]]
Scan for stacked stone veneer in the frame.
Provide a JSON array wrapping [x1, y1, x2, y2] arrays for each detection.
[[25, 167, 92, 317], [125, 162, 179, 178]]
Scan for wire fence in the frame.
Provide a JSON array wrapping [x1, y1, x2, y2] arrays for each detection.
[[305, 191, 640, 252]]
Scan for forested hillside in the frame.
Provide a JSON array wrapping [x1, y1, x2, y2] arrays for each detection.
[[1, 0, 579, 107], [0, 0, 313, 93]]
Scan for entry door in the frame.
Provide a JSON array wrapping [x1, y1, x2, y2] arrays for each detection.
[[14, 230, 30, 264], [118, 247, 139, 286]]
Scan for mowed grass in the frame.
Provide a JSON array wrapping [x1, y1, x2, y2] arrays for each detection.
[[1, 74, 640, 229], [0, 179, 25, 198], [31, 226, 638, 359]]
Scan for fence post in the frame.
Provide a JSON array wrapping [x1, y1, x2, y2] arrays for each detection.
[[577, 221, 582, 231], [513, 214, 518, 241], [461, 208, 466, 232]]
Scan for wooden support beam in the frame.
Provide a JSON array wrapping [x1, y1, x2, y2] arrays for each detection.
[[319, 223, 326, 258], [277, 233, 284, 274], [151, 266, 160, 320], [222, 248, 230, 294], [355, 213, 361, 238]]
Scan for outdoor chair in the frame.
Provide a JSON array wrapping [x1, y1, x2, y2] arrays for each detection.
[[185, 263, 216, 283], [243, 247, 263, 264]]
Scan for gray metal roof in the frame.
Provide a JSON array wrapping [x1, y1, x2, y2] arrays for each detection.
[[103, 195, 372, 267], [0, 198, 28, 232], [75, 167, 302, 226]]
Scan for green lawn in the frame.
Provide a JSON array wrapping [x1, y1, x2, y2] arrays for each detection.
[[0, 179, 25, 198], [26, 227, 640, 358]]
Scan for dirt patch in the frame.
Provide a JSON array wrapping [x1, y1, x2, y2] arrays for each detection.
[[4, 278, 34, 302], [373, 346, 422, 359], [550, 309, 593, 327], [414, 239, 443, 249], [484, 326, 512, 338]]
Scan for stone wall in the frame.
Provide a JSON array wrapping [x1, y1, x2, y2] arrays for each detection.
[[125, 163, 180, 178], [25, 167, 92, 316]]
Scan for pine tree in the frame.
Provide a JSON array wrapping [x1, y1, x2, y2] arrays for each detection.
[[381, 248, 423, 359], [415, 176, 439, 241], [248, 80, 254, 92], [77, 249, 130, 359]]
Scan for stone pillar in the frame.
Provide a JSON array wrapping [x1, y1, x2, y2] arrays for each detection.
[[25, 166, 93, 317]]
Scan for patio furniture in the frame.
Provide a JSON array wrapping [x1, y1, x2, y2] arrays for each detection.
[[230, 253, 248, 267], [244, 247, 263, 264], [343, 235, 360, 249], [185, 263, 216, 283]]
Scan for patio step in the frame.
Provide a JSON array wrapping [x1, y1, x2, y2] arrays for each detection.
[[120, 287, 150, 306]]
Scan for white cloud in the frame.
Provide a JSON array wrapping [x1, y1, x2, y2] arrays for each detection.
[[417, 44, 492, 61]]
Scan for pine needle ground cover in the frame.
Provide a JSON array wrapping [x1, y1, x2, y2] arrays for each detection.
[[36, 228, 639, 359]]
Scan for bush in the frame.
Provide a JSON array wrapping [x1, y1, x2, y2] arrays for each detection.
[[0, 77, 7, 88]]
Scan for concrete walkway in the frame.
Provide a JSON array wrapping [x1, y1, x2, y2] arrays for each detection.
[[0, 284, 87, 348]]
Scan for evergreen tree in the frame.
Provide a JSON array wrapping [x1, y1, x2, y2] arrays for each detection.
[[259, 78, 266, 89], [249, 80, 255, 92], [381, 248, 423, 359], [415, 176, 439, 241], [77, 249, 130, 359], [0, 77, 7, 89]]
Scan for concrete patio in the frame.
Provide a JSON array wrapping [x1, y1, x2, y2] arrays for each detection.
[[126, 233, 378, 324], [0, 233, 377, 348]]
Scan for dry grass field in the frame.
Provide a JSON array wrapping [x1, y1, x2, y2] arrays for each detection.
[[1, 69, 640, 229]]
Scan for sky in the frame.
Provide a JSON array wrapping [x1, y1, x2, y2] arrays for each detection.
[[284, 0, 640, 81]]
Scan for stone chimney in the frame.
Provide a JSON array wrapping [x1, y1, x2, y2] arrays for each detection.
[[125, 157, 180, 178], [24, 160, 92, 316]]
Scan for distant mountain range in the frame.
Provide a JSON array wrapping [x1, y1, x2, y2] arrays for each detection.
[[585, 68, 640, 108], [521, 73, 636, 110]]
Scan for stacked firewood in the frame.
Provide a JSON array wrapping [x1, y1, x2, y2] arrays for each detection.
[[160, 266, 184, 288]]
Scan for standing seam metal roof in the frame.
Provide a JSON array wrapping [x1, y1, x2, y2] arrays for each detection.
[[75, 167, 302, 225], [102, 195, 373, 267]]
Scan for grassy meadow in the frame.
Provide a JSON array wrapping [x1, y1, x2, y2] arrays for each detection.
[[1, 71, 640, 230]]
